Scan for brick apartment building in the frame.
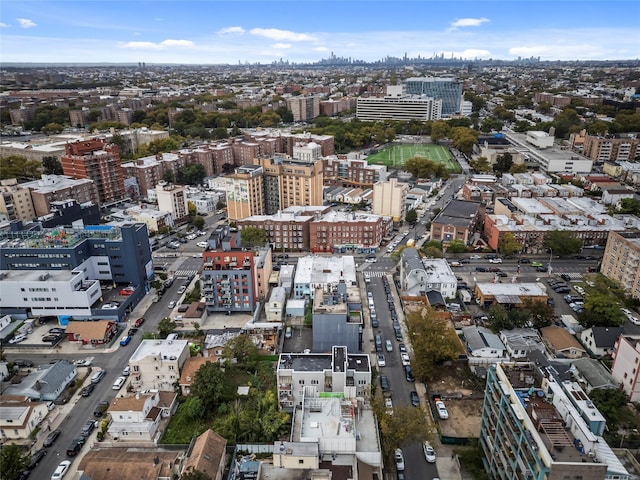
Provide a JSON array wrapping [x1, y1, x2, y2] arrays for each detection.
[[61, 139, 125, 206]]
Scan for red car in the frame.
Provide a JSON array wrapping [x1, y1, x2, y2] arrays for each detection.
[[119, 286, 135, 296], [134, 317, 145, 327]]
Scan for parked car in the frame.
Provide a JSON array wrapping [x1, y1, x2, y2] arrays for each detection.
[[168, 301, 176, 309], [435, 400, 449, 419], [9, 334, 27, 344], [42, 335, 59, 342], [400, 352, 410, 366], [134, 317, 145, 327], [122, 365, 130, 376], [13, 359, 33, 367], [81, 384, 95, 397], [488, 258, 503, 264], [404, 365, 415, 382], [43, 429, 62, 447], [475, 266, 489, 272], [379, 375, 390, 394], [94, 401, 109, 417], [395, 448, 405, 471], [423, 441, 436, 463], [410, 391, 420, 407], [81, 419, 96, 437], [119, 336, 131, 346], [51, 460, 71, 479], [377, 353, 386, 367], [112, 376, 126, 390], [66, 437, 85, 456], [385, 397, 394, 415], [530, 261, 543, 267], [29, 448, 47, 468]]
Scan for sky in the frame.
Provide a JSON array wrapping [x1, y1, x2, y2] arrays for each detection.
[[1, 0, 639, 64]]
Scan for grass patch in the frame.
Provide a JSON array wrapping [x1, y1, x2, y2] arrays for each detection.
[[160, 399, 209, 444], [367, 144, 460, 172]]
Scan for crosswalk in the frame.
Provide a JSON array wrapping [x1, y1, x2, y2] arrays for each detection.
[[363, 270, 388, 278], [560, 272, 583, 281], [174, 269, 199, 278]]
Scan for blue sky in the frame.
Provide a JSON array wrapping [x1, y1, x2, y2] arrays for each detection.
[[2, 1, 639, 64]]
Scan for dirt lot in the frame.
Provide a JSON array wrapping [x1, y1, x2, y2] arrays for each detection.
[[428, 362, 485, 439]]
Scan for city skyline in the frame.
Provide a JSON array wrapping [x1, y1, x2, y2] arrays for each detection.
[[1, 0, 639, 64]]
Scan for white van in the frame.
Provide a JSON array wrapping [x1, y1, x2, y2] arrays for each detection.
[[9, 333, 27, 344], [112, 376, 126, 390], [166, 333, 179, 341]]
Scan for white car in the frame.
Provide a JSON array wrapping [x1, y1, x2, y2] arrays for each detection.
[[122, 365, 130, 376], [436, 400, 449, 419], [51, 460, 71, 480], [401, 352, 411, 366], [168, 301, 176, 309], [423, 441, 436, 463], [470, 255, 481, 260], [395, 448, 405, 471], [196, 241, 209, 248], [385, 340, 393, 352], [112, 376, 126, 390], [365, 257, 377, 263], [377, 353, 386, 367], [385, 397, 394, 415], [488, 258, 503, 264], [575, 286, 585, 295]]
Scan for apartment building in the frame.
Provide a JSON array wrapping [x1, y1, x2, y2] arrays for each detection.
[[430, 199, 481, 246], [323, 157, 388, 188], [286, 96, 321, 122], [224, 164, 265, 221], [128, 339, 190, 391], [276, 345, 371, 411], [310, 210, 387, 254], [22, 174, 98, 216], [601, 230, 640, 299], [356, 89, 442, 122], [121, 153, 182, 198], [533, 92, 572, 107], [582, 134, 639, 163], [107, 391, 178, 441], [480, 362, 627, 480], [156, 181, 189, 223], [259, 157, 324, 215], [0, 223, 152, 322], [201, 236, 256, 313], [404, 76, 462, 116], [312, 284, 363, 353], [238, 207, 318, 251], [611, 335, 640, 402], [0, 179, 36, 221], [293, 255, 357, 299], [372, 178, 408, 223], [61, 139, 125, 206]]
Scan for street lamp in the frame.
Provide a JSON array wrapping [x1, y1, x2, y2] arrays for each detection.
[[547, 248, 553, 276]]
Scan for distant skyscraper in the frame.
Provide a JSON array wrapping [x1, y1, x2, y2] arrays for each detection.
[[404, 77, 463, 117]]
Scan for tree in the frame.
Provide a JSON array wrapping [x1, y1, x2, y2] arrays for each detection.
[[157, 317, 176, 338], [406, 311, 461, 381], [163, 170, 175, 183], [0, 155, 42, 180], [430, 121, 451, 143], [191, 361, 227, 411], [588, 388, 628, 428], [509, 163, 528, 174], [0, 443, 29, 480], [493, 152, 513, 174], [616, 198, 640, 216], [223, 333, 259, 369], [42, 155, 63, 175], [469, 157, 492, 173], [187, 201, 197, 218], [542, 231, 583, 257], [486, 304, 512, 331], [446, 240, 468, 254], [192, 215, 205, 230], [405, 209, 418, 224], [41, 122, 64, 135], [377, 401, 434, 460], [521, 299, 554, 328], [498, 233, 522, 256], [240, 226, 267, 249]]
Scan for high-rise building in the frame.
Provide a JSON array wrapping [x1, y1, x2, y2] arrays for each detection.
[[372, 178, 408, 223], [582, 135, 639, 163], [601, 230, 640, 299], [224, 165, 265, 221], [22, 174, 99, 216], [259, 157, 324, 215], [0, 179, 36, 221], [286, 96, 321, 122], [404, 77, 463, 117], [61, 139, 125, 206], [480, 362, 627, 480], [155, 181, 189, 224]]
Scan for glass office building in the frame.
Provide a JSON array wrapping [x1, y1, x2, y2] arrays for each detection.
[[404, 77, 462, 117]]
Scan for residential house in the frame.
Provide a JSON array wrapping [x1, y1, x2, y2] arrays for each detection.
[[77, 447, 181, 480], [570, 357, 619, 393], [266, 287, 286, 322], [578, 326, 624, 357], [182, 429, 227, 480], [3, 360, 76, 401], [540, 326, 586, 359], [178, 357, 210, 396], [0, 395, 49, 441], [499, 328, 545, 359], [399, 247, 428, 297], [461, 326, 506, 364], [129, 339, 190, 391], [65, 320, 117, 345], [107, 391, 177, 442]]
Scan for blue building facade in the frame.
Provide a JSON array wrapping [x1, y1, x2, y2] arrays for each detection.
[[404, 77, 462, 117]]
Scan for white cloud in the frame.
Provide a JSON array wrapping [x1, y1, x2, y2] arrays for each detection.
[[17, 18, 37, 29], [314, 46, 329, 52], [160, 39, 194, 47], [272, 43, 291, 49], [218, 26, 245, 35], [121, 41, 163, 50], [0, 22, 10, 28], [448, 17, 489, 31], [249, 28, 316, 42]]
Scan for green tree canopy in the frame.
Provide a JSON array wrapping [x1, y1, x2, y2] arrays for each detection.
[[493, 152, 513, 174], [157, 317, 177, 338], [542, 231, 583, 257], [42, 155, 63, 175], [191, 361, 227, 411], [223, 333, 259, 369], [0, 443, 29, 480], [405, 208, 418, 224], [469, 157, 491, 173], [498, 233, 522, 256], [430, 121, 451, 143], [0, 155, 42, 180], [240, 226, 267, 249], [404, 157, 449, 180], [192, 215, 205, 230], [446, 239, 468, 253]]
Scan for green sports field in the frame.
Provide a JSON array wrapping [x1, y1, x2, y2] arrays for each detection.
[[367, 143, 461, 172]]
